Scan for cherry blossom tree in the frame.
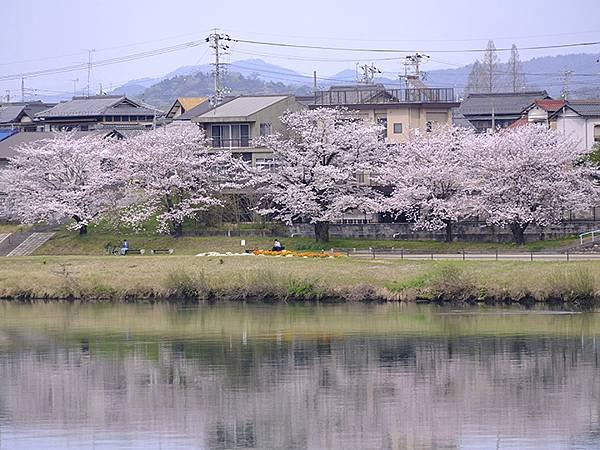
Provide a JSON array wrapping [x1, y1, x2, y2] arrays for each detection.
[[255, 108, 387, 243], [119, 124, 246, 236], [0, 131, 122, 234], [472, 125, 598, 244], [380, 126, 478, 242]]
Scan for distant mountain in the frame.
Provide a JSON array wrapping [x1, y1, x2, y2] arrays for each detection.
[[137, 70, 312, 109], [105, 52, 600, 108], [425, 52, 600, 98]]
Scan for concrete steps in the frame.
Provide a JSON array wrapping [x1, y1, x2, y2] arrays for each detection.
[[6, 232, 54, 256]]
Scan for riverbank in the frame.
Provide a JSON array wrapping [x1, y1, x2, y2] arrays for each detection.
[[33, 230, 579, 255], [1, 255, 599, 305]]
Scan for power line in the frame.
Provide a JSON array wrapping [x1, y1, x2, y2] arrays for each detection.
[[232, 37, 600, 54], [0, 40, 205, 82], [224, 28, 600, 44]]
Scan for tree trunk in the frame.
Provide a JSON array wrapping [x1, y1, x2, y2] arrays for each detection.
[[444, 220, 453, 243], [72, 215, 87, 235], [314, 221, 330, 243], [171, 221, 183, 238], [509, 222, 528, 245]]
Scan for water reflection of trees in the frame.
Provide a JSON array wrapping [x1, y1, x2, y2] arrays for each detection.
[[0, 334, 599, 449]]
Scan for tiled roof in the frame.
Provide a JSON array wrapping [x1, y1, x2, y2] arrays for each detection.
[[507, 116, 528, 128], [194, 95, 289, 120], [36, 96, 157, 118], [0, 105, 25, 124], [567, 100, 600, 116], [459, 91, 549, 116], [532, 99, 566, 112], [0, 130, 138, 159]]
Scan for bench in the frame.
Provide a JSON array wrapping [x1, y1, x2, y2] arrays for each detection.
[[150, 248, 174, 255], [110, 248, 145, 255]]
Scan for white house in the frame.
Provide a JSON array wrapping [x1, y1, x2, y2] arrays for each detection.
[[552, 101, 600, 151]]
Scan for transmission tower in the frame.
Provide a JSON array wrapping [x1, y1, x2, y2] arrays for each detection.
[[356, 63, 381, 84], [206, 30, 231, 105], [561, 69, 573, 100]]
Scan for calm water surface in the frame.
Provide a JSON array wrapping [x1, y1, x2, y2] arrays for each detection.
[[0, 302, 599, 449]]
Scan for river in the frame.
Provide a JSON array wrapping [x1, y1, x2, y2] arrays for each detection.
[[0, 302, 599, 449]]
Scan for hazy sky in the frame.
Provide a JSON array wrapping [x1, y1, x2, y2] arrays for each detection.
[[2, 0, 600, 98]]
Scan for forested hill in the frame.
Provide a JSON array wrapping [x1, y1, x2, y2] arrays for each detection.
[[136, 71, 312, 109]]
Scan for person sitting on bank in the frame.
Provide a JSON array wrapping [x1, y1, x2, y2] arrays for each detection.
[[120, 240, 129, 255], [272, 240, 284, 251]]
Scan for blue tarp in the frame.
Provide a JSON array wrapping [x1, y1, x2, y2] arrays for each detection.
[[0, 129, 17, 142]]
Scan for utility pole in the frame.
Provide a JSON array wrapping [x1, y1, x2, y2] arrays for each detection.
[[357, 63, 381, 84], [561, 69, 573, 100], [405, 53, 430, 78], [206, 30, 230, 105], [86, 49, 96, 97], [399, 53, 430, 89], [72, 78, 79, 97], [4, 90, 10, 103], [21, 78, 25, 102], [313, 70, 317, 95]]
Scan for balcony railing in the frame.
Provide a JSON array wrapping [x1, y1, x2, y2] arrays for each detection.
[[211, 138, 251, 149], [313, 87, 456, 106]]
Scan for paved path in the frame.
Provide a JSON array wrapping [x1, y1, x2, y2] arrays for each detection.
[[0, 233, 10, 246], [6, 232, 54, 256], [348, 252, 600, 262]]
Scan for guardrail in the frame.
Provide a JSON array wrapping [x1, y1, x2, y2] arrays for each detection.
[[328, 247, 600, 261], [579, 229, 600, 245]]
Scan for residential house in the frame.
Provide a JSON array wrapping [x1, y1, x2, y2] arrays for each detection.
[[309, 84, 459, 143], [551, 100, 600, 151], [35, 95, 161, 131], [165, 97, 208, 120], [509, 99, 566, 129], [191, 95, 304, 168], [459, 91, 550, 132], [0, 101, 55, 132]]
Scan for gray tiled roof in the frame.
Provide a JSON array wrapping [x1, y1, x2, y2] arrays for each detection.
[[459, 91, 549, 116], [0, 130, 130, 159], [36, 96, 157, 118], [194, 95, 289, 121], [567, 101, 600, 116], [0, 105, 25, 124]]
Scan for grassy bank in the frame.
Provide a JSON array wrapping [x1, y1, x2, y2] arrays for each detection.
[[33, 230, 579, 256], [1, 255, 598, 305]]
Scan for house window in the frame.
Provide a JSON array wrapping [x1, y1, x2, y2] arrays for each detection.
[[594, 125, 600, 143], [211, 124, 250, 148], [376, 116, 387, 140], [259, 123, 272, 137], [393, 123, 403, 134], [255, 157, 277, 171]]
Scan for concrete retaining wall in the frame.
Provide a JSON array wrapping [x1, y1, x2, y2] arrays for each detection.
[[288, 221, 600, 243]]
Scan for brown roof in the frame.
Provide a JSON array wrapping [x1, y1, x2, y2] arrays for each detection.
[[178, 97, 208, 111], [508, 116, 528, 128], [532, 99, 566, 112]]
